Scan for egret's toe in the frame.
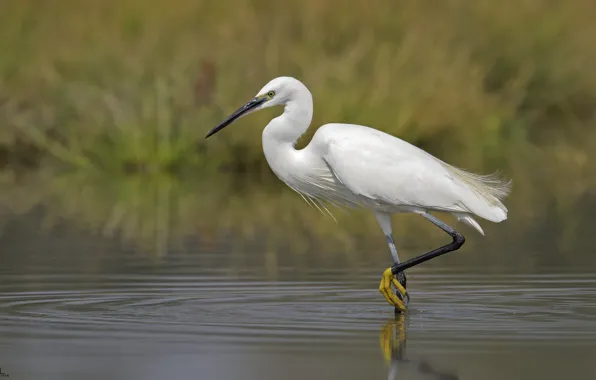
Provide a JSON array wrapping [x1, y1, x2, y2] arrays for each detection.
[[379, 267, 407, 312], [395, 271, 410, 305]]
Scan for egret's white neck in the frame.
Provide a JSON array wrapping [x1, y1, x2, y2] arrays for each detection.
[[260, 80, 323, 192], [262, 85, 313, 146]]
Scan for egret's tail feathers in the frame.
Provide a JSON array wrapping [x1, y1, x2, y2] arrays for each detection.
[[454, 213, 485, 235], [487, 204, 508, 222], [442, 163, 511, 222], [444, 165, 512, 203]]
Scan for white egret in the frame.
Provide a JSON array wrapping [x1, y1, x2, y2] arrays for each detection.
[[206, 76, 511, 311]]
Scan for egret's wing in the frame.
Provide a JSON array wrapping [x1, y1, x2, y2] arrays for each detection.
[[316, 123, 507, 222]]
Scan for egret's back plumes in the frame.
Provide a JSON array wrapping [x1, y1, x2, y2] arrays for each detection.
[[439, 162, 511, 226], [444, 164, 511, 202]]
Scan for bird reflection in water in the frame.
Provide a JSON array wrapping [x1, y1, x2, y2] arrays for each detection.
[[379, 314, 459, 380]]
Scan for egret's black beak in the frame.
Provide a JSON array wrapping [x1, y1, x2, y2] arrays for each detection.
[[205, 97, 267, 138]]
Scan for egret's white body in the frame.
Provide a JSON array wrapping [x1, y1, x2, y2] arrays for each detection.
[[259, 77, 509, 235], [207, 76, 511, 309]]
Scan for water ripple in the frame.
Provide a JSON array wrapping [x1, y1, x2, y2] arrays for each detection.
[[1, 273, 596, 353]]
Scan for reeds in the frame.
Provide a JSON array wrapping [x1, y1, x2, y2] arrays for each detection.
[[0, 0, 594, 173], [1, 0, 595, 258]]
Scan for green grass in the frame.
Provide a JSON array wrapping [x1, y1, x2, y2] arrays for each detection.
[[1, 0, 595, 174], [1, 0, 596, 258]]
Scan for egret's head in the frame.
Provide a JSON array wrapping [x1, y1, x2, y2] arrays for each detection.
[[205, 76, 302, 138]]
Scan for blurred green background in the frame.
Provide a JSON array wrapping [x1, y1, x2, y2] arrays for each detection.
[[1, 0, 595, 264]]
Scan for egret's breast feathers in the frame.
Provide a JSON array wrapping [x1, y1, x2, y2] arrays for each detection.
[[277, 151, 366, 215]]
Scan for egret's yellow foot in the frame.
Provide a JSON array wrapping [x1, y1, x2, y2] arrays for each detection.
[[379, 267, 408, 311]]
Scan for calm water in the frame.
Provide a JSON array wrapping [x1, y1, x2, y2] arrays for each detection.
[[1, 208, 596, 380]]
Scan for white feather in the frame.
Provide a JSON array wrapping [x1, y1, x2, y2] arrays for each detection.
[[255, 77, 511, 235]]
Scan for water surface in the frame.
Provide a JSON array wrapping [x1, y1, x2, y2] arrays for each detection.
[[1, 207, 596, 380]]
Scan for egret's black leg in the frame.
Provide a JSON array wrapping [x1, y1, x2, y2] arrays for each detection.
[[392, 212, 465, 275]]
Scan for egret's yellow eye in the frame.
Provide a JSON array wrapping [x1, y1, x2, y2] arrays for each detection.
[[267, 91, 276, 98]]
